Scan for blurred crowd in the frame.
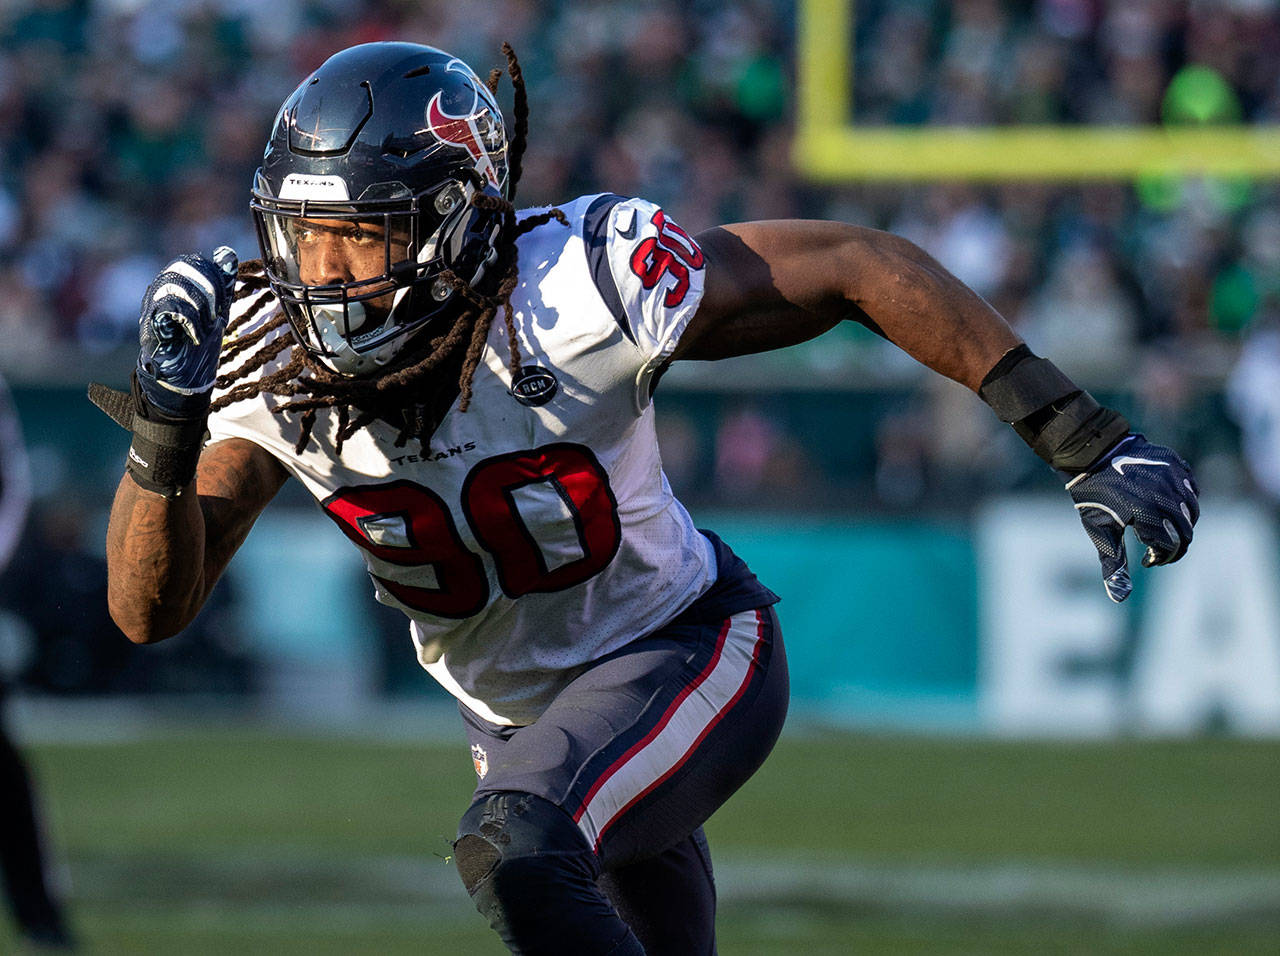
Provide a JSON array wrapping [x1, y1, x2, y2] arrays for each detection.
[[1, 0, 1277, 375], [0, 0, 1275, 505]]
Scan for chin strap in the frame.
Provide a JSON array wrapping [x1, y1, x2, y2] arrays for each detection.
[[88, 373, 208, 498]]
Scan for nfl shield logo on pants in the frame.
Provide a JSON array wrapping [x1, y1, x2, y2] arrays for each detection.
[[471, 744, 489, 778]]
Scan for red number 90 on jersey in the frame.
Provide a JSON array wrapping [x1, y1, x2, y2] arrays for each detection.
[[321, 443, 622, 618], [628, 209, 705, 309]]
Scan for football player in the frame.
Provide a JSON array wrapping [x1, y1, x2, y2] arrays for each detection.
[[92, 42, 1198, 954], [0, 372, 75, 950]]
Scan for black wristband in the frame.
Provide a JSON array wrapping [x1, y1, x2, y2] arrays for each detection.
[[978, 346, 1129, 473], [88, 373, 209, 498], [1032, 392, 1130, 472], [978, 344, 1077, 423]]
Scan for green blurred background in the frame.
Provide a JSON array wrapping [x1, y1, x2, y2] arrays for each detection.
[[7, 730, 1276, 953], [3, 0, 1280, 952]]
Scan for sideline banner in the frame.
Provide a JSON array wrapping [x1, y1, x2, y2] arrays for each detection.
[[222, 500, 1280, 736], [977, 499, 1280, 737]]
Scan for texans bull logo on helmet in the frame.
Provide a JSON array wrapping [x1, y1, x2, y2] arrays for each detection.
[[427, 59, 505, 190]]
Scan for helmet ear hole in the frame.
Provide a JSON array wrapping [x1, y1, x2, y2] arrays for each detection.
[[434, 182, 466, 215]]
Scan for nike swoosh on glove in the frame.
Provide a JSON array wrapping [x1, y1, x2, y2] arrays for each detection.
[[136, 246, 238, 417], [1066, 434, 1200, 603]]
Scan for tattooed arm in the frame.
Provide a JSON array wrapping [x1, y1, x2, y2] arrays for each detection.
[[106, 438, 288, 644]]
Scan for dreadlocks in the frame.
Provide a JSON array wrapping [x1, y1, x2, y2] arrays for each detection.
[[210, 43, 567, 455]]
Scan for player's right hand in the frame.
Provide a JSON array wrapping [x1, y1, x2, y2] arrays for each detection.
[[136, 246, 238, 417]]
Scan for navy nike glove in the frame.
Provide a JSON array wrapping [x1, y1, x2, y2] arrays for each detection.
[[1066, 434, 1200, 603], [136, 246, 238, 418], [87, 245, 238, 497]]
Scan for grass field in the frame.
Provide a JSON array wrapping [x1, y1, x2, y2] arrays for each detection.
[[6, 719, 1279, 954]]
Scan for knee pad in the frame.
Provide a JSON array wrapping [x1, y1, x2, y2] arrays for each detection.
[[454, 792, 643, 954], [453, 791, 598, 898]]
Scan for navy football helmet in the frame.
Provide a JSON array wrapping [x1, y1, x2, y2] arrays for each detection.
[[251, 42, 511, 376]]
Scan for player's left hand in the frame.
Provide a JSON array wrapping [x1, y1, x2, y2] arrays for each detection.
[[1066, 434, 1199, 604]]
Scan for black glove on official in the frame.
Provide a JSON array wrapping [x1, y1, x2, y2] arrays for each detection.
[[1066, 434, 1200, 603]]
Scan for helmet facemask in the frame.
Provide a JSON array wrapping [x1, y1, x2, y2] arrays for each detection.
[[253, 174, 500, 377]]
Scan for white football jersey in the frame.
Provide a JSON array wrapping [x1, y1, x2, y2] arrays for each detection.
[[208, 195, 718, 725]]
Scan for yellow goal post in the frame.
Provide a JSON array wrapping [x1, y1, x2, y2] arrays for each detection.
[[794, 0, 1280, 181]]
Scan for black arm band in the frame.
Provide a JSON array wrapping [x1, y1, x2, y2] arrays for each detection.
[[88, 373, 209, 498], [978, 344, 1076, 421], [978, 345, 1129, 473]]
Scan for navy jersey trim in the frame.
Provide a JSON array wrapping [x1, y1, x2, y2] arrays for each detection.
[[667, 531, 780, 626], [582, 193, 633, 344]]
